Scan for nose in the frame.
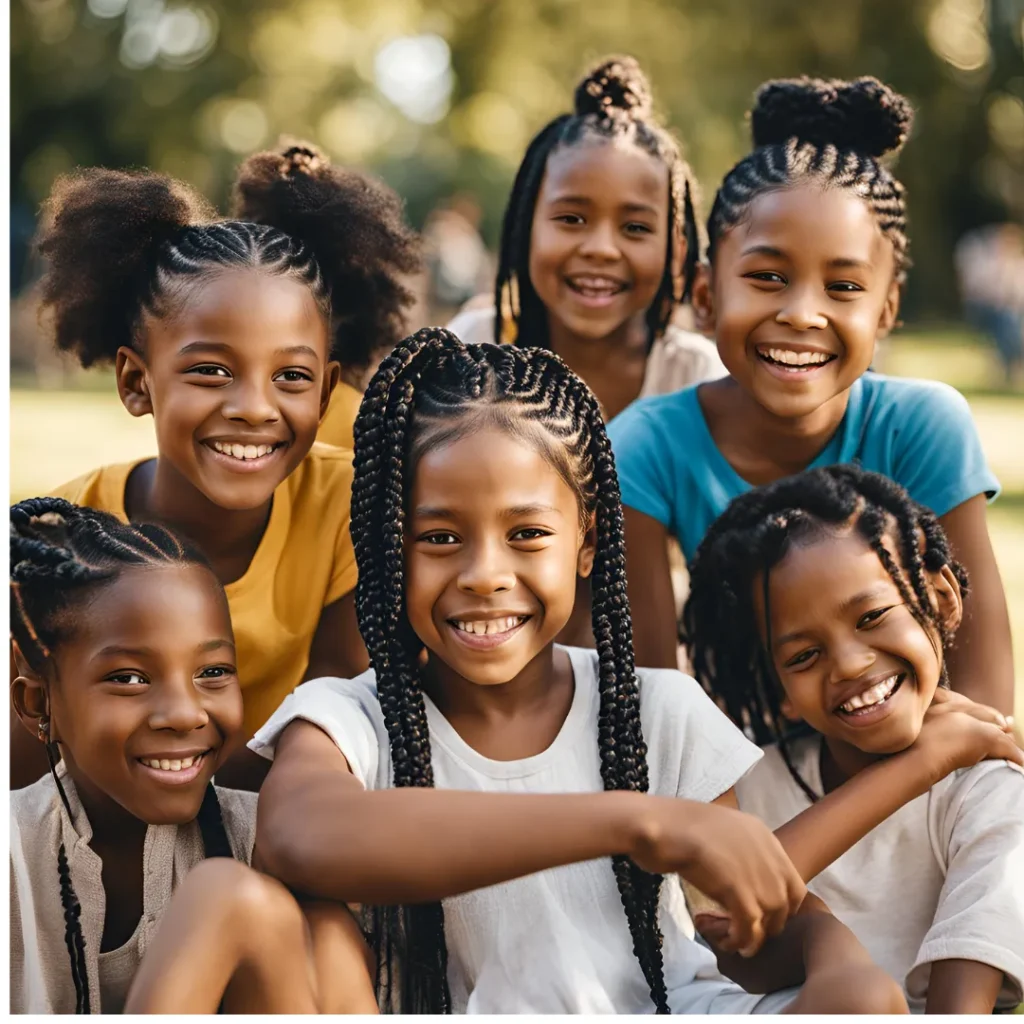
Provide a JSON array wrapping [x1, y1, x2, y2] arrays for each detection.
[[775, 284, 828, 332], [221, 378, 280, 426], [456, 538, 516, 596], [828, 636, 877, 689], [148, 678, 210, 733], [577, 219, 620, 262]]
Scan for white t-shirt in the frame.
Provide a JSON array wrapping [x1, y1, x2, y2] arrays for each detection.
[[735, 735, 1024, 1012], [251, 645, 780, 1014], [445, 306, 726, 401]]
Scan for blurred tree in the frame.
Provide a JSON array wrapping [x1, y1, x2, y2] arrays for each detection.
[[11, 0, 1024, 323]]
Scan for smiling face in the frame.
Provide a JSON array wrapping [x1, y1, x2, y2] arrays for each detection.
[[404, 425, 594, 689], [755, 528, 961, 760], [44, 563, 243, 825], [119, 267, 338, 511], [700, 185, 900, 420], [527, 139, 670, 344]]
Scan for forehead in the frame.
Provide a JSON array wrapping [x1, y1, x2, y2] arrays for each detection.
[[729, 186, 892, 267], [151, 267, 327, 354], [410, 426, 579, 518], [67, 564, 232, 655], [538, 139, 669, 210]]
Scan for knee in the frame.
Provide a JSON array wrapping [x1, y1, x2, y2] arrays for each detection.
[[836, 966, 908, 1015]]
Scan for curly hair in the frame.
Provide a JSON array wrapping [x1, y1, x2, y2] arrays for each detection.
[[495, 56, 700, 353], [682, 465, 968, 801], [705, 76, 914, 282], [10, 498, 237, 1013], [36, 141, 420, 375], [350, 327, 669, 1014]]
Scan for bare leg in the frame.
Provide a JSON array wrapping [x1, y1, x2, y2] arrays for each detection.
[[780, 963, 909, 1014], [303, 901, 379, 1014]]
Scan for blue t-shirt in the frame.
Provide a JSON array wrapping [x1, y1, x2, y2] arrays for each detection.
[[607, 373, 1000, 563]]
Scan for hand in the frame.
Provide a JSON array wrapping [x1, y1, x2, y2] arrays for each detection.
[[912, 689, 1023, 783], [630, 798, 806, 958]]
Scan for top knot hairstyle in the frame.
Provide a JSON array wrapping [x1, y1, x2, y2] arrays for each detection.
[[682, 465, 968, 800], [350, 327, 669, 1014], [707, 76, 915, 281], [36, 141, 420, 374], [10, 497, 235, 1014], [495, 56, 700, 352]]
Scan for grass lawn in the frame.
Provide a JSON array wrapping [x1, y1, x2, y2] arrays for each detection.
[[9, 331, 1024, 731]]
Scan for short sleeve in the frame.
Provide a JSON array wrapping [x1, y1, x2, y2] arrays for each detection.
[[607, 403, 677, 528], [906, 762, 1024, 1009], [891, 381, 1000, 517], [248, 675, 387, 791], [638, 668, 763, 803]]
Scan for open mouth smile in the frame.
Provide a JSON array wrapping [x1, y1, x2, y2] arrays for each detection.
[[564, 275, 628, 307], [834, 673, 904, 720], [756, 346, 837, 375], [203, 439, 288, 471], [447, 615, 531, 650], [136, 749, 211, 785]]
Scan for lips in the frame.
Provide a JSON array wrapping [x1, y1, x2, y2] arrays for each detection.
[[446, 614, 531, 650], [564, 274, 629, 308], [755, 345, 837, 376], [201, 438, 288, 471], [833, 673, 905, 716], [135, 749, 211, 785]]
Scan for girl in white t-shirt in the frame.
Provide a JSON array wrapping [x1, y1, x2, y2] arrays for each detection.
[[683, 464, 1024, 1012], [9, 499, 377, 1014], [250, 328, 922, 1014]]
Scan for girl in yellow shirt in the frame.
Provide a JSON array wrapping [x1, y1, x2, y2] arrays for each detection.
[[16, 141, 419, 790]]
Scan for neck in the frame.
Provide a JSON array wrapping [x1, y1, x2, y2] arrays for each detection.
[[132, 457, 273, 567], [545, 313, 648, 372], [819, 734, 886, 794], [702, 377, 854, 481]]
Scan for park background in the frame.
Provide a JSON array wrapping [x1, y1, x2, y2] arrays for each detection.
[[10, 0, 1024, 731]]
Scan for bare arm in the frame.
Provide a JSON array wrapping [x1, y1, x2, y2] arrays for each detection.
[[622, 507, 678, 669], [305, 591, 369, 682], [926, 959, 1004, 1014], [939, 496, 1014, 715], [255, 721, 805, 955]]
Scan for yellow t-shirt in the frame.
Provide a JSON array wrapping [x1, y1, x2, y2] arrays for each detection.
[[316, 382, 364, 450], [51, 444, 359, 737]]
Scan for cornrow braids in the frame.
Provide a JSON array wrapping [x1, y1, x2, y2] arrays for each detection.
[[495, 56, 700, 354], [682, 465, 969, 799], [36, 141, 420, 373], [351, 327, 669, 1014], [9, 498, 235, 1012], [706, 76, 915, 282]]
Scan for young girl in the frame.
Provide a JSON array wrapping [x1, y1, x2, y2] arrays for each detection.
[[683, 465, 1024, 1013], [607, 75, 1013, 718], [20, 141, 417, 789], [245, 327, 923, 1015], [9, 499, 377, 1014], [447, 56, 724, 422]]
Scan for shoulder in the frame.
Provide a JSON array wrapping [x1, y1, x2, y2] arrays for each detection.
[[609, 383, 698, 438], [652, 326, 726, 386], [10, 773, 62, 830], [937, 758, 1024, 815], [860, 372, 975, 425], [446, 305, 497, 345], [49, 461, 134, 513], [284, 443, 355, 504], [734, 738, 818, 826], [211, 786, 259, 861]]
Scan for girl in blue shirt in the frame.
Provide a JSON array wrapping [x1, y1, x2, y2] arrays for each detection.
[[608, 75, 1012, 721]]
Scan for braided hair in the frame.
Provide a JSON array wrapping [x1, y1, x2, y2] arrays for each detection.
[[351, 327, 669, 1014], [10, 498, 237, 1013], [706, 76, 915, 282], [36, 141, 420, 377], [682, 465, 969, 800], [495, 56, 700, 353]]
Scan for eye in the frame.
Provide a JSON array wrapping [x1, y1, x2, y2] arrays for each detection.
[[624, 222, 654, 235], [419, 531, 460, 546], [784, 648, 818, 669], [197, 665, 236, 686], [857, 607, 892, 628], [185, 364, 231, 378], [274, 368, 315, 384], [106, 671, 148, 687], [554, 213, 585, 226], [827, 281, 864, 294], [510, 527, 552, 542], [746, 271, 786, 285]]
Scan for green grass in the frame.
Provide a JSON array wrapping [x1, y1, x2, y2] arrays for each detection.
[[9, 332, 1024, 729]]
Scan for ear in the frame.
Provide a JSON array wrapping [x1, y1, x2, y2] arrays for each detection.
[[10, 649, 52, 743], [929, 564, 963, 638], [320, 361, 342, 421], [577, 517, 597, 580], [876, 279, 901, 341], [115, 346, 154, 419], [690, 263, 716, 338]]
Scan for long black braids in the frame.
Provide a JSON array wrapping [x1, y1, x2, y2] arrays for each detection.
[[494, 55, 700, 353], [9, 498, 236, 1013], [681, 465, 969, 801], [706, 76, 914, 282], [351, 327, 669, 1014]]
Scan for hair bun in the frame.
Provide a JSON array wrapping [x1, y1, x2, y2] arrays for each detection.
[[751, 76, 913, 158], [278, 140, 330, 179], [574, 56, 653, 120]]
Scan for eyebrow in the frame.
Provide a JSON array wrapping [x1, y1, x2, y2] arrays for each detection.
[[773, 584, 894, 647], [97, 645, 154, 658], [412, 504, 565, 520], [178, 341, 320, 359], [197, 639, 235, 654], [547, 194, 659, 216], [740, 244, 871, 270]]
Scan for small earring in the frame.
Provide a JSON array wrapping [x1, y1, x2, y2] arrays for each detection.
[[37, 719, 49, 743]]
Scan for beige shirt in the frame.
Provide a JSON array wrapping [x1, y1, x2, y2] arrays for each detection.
[[445, 305, 725, 400], [10, 764, 257, 1014]]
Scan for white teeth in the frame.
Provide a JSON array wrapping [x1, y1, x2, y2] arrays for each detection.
[[141, 754, 201, 771], [570, 276, 624, 296], [211, 441, 279, 461], [761, 347, 833, 368], [840, 675, 899, 713], [453, 616, 524, 636]]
